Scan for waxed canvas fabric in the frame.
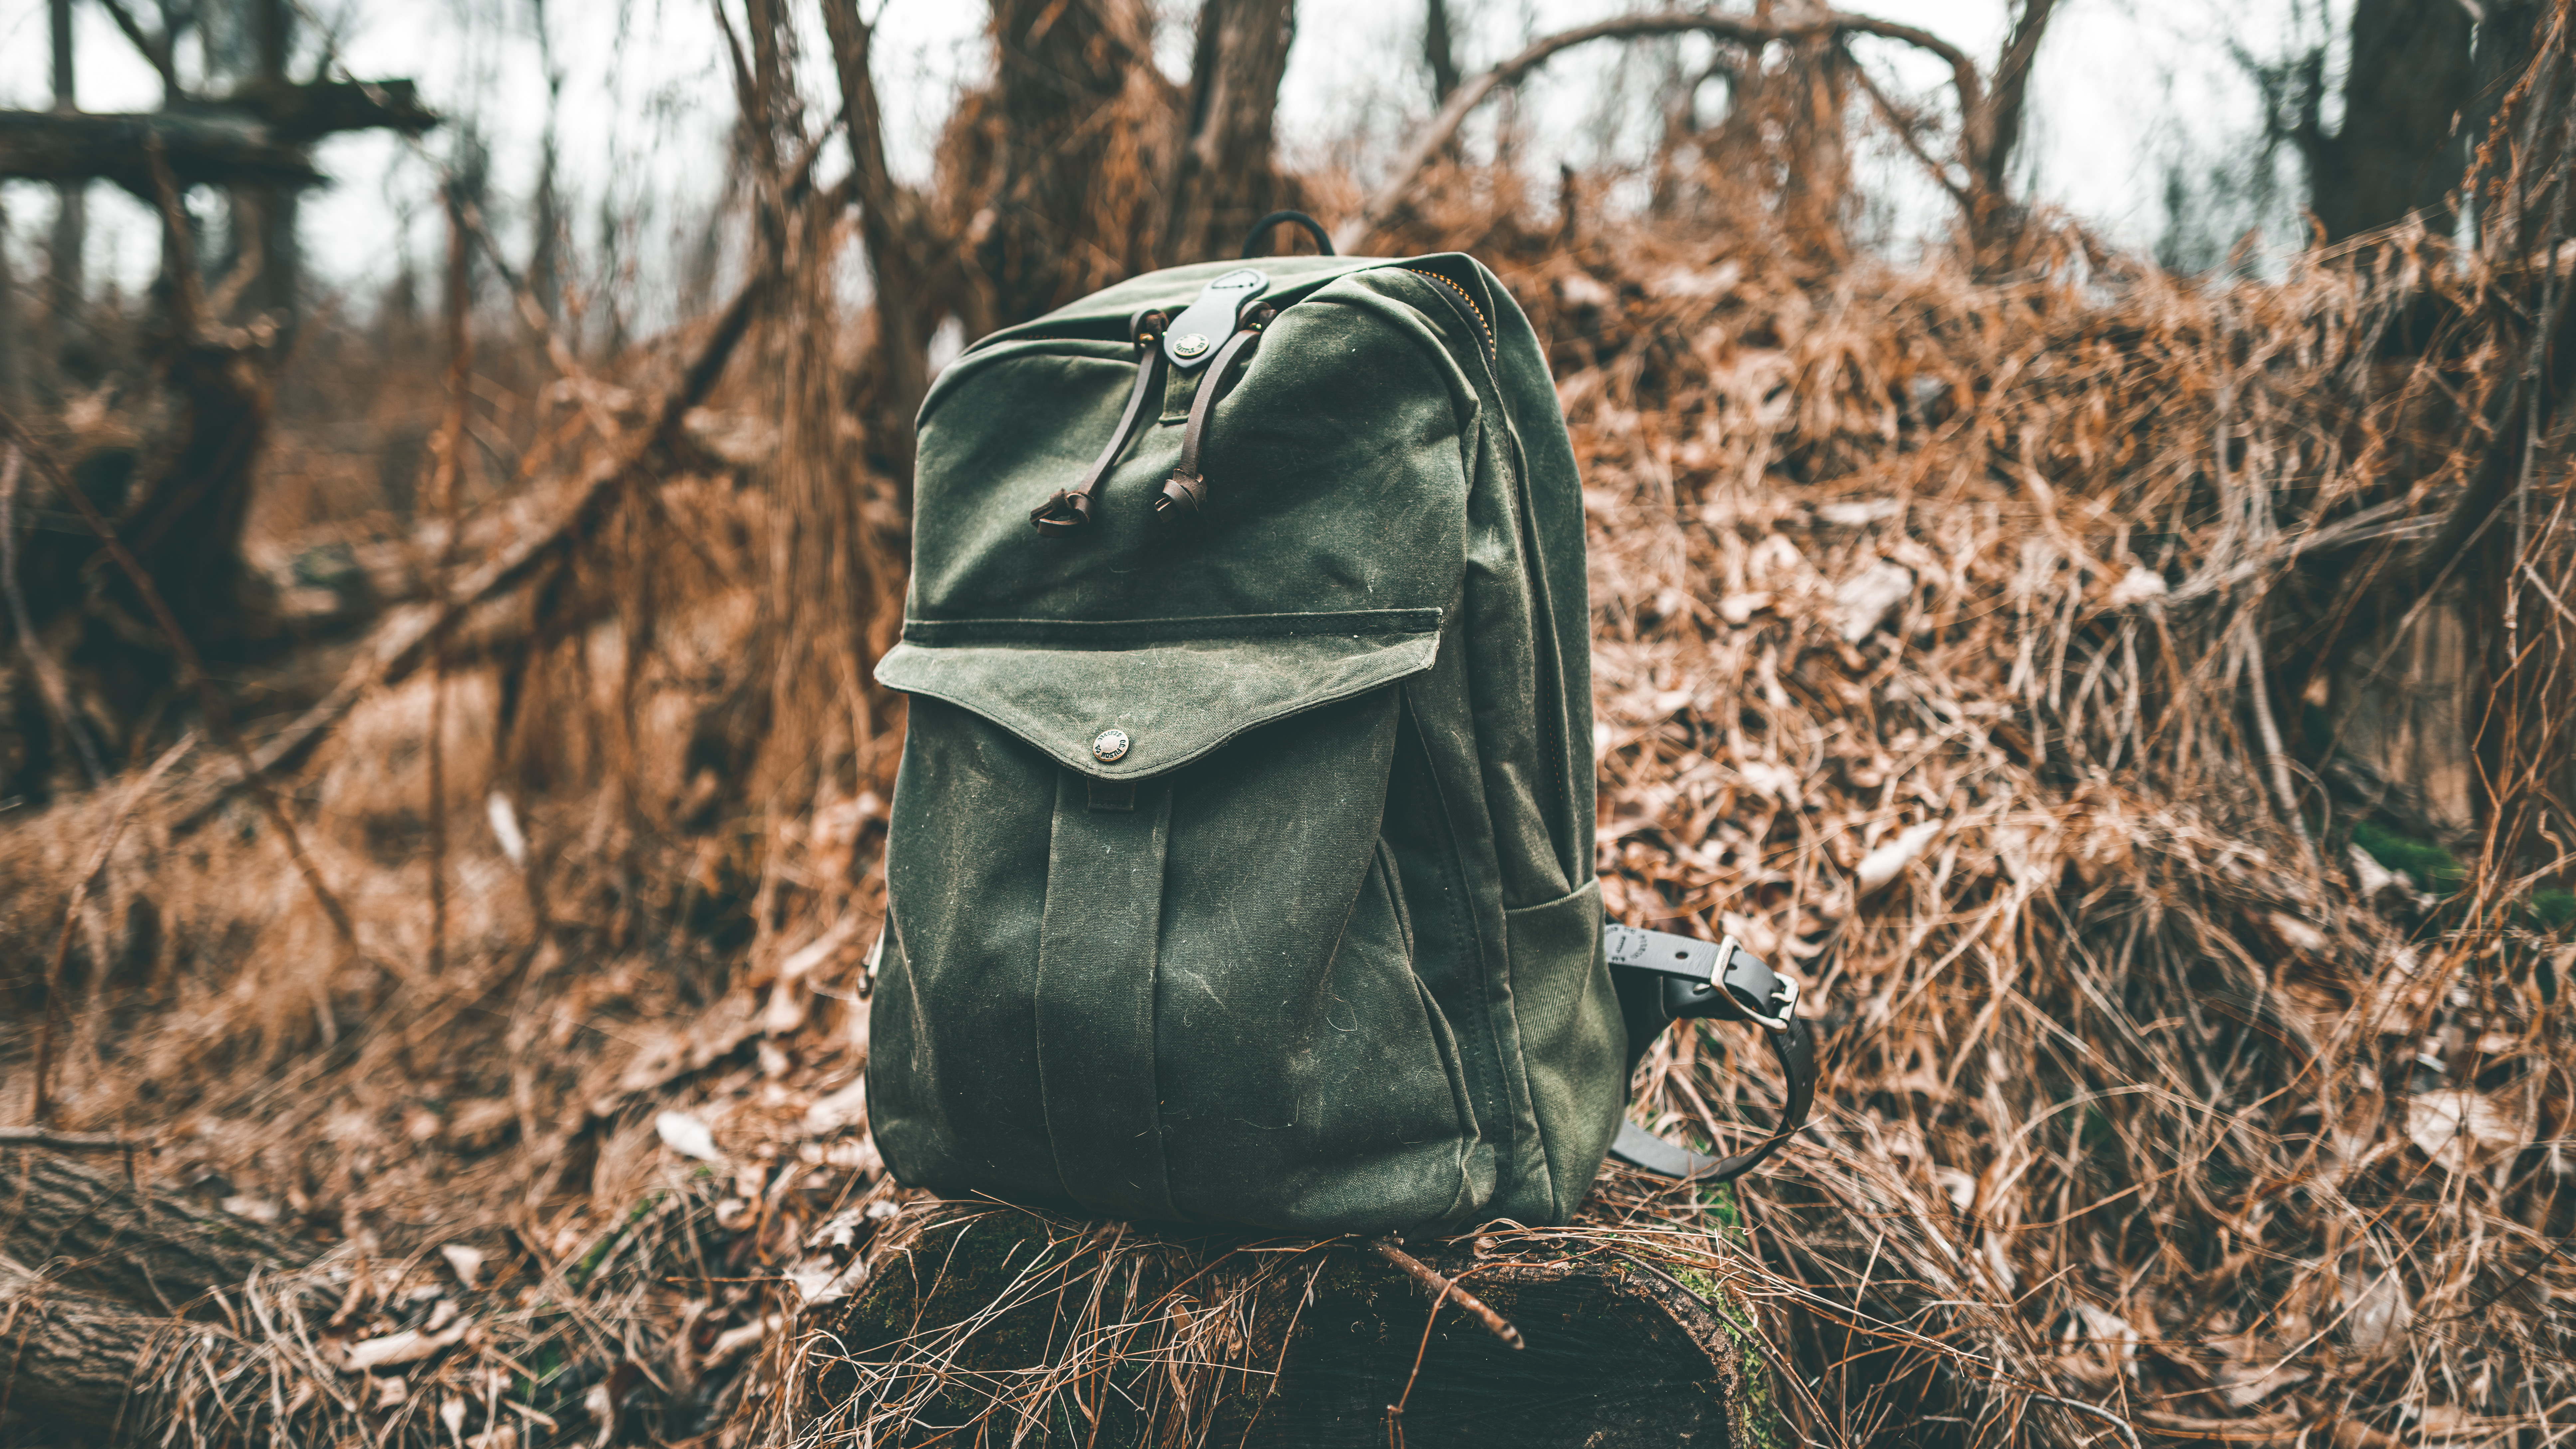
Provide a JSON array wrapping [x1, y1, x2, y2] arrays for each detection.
[[867, 253, 1623, 1232]]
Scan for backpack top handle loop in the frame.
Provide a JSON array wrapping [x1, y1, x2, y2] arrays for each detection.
[[1240, 210, 1336, 259]]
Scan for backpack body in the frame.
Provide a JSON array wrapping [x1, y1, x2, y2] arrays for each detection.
[[867, 253, 1623, 1232]]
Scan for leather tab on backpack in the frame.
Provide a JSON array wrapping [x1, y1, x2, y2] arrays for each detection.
[[1155, 470, 1207, 518], [1163, 268, 1269, 371], [1029, 488, 1093, 535]]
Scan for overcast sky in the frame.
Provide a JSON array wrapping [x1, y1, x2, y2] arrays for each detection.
[[0, 0, 2329, 315]]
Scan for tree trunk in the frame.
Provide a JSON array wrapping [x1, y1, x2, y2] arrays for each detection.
[[0, 194, 25, 410], [1165, 0, 1299, 266], [2329, 579, 2479, 840], [235, 0, 299, 333], [1961, 0, 2058, 267], [979, 0, 1174, 326], [2305, 0, 2475, 242], [46, 0, 83, 382], [820, 0, 938, 491], [809, 1200, 1783, 1447], [0, 1150, 699, 1444], [0, 67, 440, 790], [1776, 31, 1850, 254], [1424, 0, 1462, 104], [0, 1151, 324, 1436]]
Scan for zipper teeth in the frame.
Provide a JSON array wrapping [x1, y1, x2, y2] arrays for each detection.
[[1405, 269, 1496, 357]]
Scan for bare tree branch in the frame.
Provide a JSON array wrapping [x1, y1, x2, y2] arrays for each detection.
[[1424, 0, 1462, 103], [1846, 54, 1970, 209], [1969, 0, 2057, 198], [94, 0, 181, 98], [1338, 8, 1984, 251]]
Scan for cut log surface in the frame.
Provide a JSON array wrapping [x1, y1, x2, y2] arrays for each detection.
[[809, 1200, 1780, 1448]]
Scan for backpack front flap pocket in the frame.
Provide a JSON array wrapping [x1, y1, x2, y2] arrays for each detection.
[[871, 611, 1490, 1231]]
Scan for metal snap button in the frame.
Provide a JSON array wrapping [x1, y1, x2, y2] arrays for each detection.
[[1171, 333, 1210, 358], [1091, 728, 1131, 762]]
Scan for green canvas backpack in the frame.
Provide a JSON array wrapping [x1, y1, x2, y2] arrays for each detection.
[[867, 223, 1811, 1233]]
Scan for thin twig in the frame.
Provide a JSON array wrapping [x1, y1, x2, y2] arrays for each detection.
[[1365, 1237, 1524, 1351]]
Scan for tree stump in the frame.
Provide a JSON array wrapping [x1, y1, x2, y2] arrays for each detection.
[[806, 1195, 1783, 1449]]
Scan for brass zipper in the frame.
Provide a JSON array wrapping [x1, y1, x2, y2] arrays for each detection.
[[1405, 268, 1497, 358]]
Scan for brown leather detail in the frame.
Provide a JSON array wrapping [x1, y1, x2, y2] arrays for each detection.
[[1029, 488, 1094, 536], [1032, 308, 1171, 536], [1163, 271, 1269, 371], [1156, 470, 1208, 517], [1152, 306, 1273, 521]]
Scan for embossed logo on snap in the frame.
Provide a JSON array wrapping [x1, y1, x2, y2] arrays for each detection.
[[1171, 334, 1211, 359], [1091, 729, 1131, 762]]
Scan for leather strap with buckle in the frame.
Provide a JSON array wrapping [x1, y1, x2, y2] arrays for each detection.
[[1603, 922, 1816, 1184]]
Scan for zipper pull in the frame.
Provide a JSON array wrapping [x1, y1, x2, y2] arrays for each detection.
[[1031, 307, 1171, 536], [1155, 304, 1274, 521]]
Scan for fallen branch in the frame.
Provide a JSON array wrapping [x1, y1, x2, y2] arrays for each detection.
[[0, 1129, 139, 1153], [0, 1149, 321, 1312], [0, 1254, 214, 1430], [0, 109, 321, 191]]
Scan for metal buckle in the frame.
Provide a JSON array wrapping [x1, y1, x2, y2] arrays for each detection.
[[1714, 935, 1799, 1031]]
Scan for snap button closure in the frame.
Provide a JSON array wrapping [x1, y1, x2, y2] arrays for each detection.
[[1091, 728, 1131, 762], [1171, 333, 1210, 359]]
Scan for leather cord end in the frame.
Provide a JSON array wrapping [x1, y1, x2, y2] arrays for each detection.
[[1030, 489, 1093, 535], [1153, 471, 1205, 518]]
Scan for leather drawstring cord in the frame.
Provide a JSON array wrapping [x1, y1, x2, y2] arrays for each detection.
[[1155, 304, 1275, 520], [1032, 308, 1172, 536]]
